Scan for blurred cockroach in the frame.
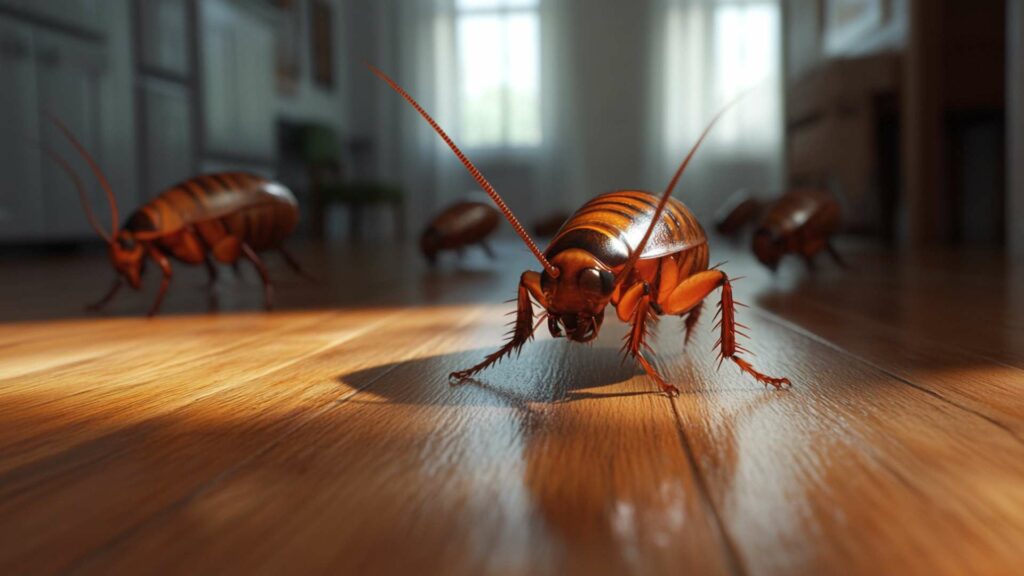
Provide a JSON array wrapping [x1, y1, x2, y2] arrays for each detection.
[[752, 188, 844, 271], [533, 211, 571, 238], [45, 118, 308, 316], [370, 65, 789, 395], [421, 199, 500, 265], [714, 189, 763, 237]]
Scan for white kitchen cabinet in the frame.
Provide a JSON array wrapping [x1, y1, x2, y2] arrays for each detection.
[[0, 17, 42, 240], [140, 80, 194, 196], [0, 9, 115, 243], [0, 0, 101, 34], [35, 28, 108, 238], [138, 0, 189, 76], [200, 0, 275, 162]]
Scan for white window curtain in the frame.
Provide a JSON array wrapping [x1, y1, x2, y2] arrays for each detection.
[[375, 0, 571, 233], [646, 0, 784, 219]]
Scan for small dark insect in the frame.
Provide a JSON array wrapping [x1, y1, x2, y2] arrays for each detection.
[[421, 199, 500, 265], [752, 188, 844, 271], [370, 64, 789, 395], [45, 117, 309, 316], [714, 189, 763, 237]]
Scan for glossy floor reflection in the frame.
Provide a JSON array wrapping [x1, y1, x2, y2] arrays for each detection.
[[0, 239, 1021, 575]]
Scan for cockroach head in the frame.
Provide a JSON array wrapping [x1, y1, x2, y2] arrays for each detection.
[[540, 248, 614, 342], [110, 231, 145, 289], [752, 229, 783, 271]]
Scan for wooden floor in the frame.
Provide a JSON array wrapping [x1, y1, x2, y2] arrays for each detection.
[[0, 238, 1022, 575]]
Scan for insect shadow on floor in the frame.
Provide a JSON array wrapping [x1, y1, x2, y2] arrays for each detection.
[[334, 340, 670, 409], [335, 340, 647, 403]]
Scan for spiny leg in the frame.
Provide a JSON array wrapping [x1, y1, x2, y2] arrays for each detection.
[[661, 270, 790, 389], [241, 243, 274, 310], [480, 240, 496, 259], [204, 257, 219, 287], [87, 277, 123, 311], [451, 271, 542, 381], [683, 301, 702, 346], [826, 242, 848, 269], [146, 246, 173, 317], [716, 278, 790, 388], [279, 246, 318, 281], [619, 283, 678, 397]]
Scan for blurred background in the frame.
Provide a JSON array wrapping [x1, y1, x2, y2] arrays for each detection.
[[0, 0, 1018, 254]]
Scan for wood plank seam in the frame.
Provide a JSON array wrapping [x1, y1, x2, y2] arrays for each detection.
[[668, 399, 748, 576]]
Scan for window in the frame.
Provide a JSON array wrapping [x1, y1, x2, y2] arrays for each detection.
[[661, 0, 781, 154], [711, 2, 780, 147], [455, 0, 542, 149]]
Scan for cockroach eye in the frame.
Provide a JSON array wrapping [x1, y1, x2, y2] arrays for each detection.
[[579, 268, 613, 296]]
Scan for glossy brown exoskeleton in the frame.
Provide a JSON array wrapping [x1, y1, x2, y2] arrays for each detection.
[[752, 188, 844, 271], [420, 200, 500, 265], [371, 64, 789, 395], [45, 117, 309, 316]]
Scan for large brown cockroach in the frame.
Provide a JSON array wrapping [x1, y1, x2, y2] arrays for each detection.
[[370, 65, 789, 395], [46, 118, 307, 316], [752, 188, 844, 271], [421, 199, 500, 265]]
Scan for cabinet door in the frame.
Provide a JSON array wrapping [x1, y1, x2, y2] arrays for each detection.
[[138, 0, 190, 76], [0, 0, 101, 33], [0, 18, 43, 240], [35, 30, 108, 239], [201, 0, 275, 161], [141, 80, 194, 197]]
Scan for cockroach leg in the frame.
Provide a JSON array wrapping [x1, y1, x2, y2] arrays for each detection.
[[717, 278, 790, 389], [622, 292, 678, 396], [450, 273, 540, 381], [480, 240, 496, 259], [661, 270, 790, 389], [683, 301, 703, 346], [826, 242, 848, 269], [146, 246, 173, 317], [241, 243, 274, 311], [547, 314, 563, 338], [279, 247, 318, 281], [87, 277, 123, 311], [615, 281, 649, 323], [204, 257, 219, 287]]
